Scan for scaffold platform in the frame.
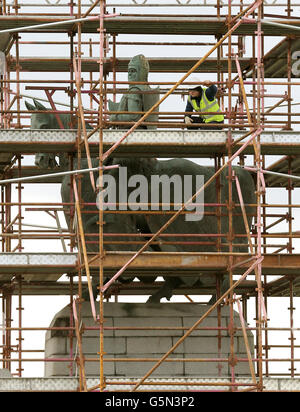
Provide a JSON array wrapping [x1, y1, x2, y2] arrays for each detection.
[[1, 15, 300, 37], [1, 252, 300, 298], [1, 129, 300, 156], [0, 376, 299, 392]]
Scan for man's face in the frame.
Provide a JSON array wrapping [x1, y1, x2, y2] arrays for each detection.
[[189, 90, 201, 99], [128, 66, 139, 82]]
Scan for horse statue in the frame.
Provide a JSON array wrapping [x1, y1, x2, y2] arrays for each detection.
[[25, 96, 256, 304]]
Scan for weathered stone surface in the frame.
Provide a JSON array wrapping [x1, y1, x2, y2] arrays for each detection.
[[45, 302, 254, 378], [0, 369, 12, 378]]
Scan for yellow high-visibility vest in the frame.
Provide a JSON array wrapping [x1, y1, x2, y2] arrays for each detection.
[[188, 87, 224, 123]]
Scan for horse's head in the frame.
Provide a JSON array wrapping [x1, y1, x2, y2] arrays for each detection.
[[25, 99, 54, 129], [25, 99, 75, 129], [25, 99, 71, 169]]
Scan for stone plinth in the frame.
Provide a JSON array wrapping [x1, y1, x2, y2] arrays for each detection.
[[0, 369, 12, 378], [44, 303, 254, 378]]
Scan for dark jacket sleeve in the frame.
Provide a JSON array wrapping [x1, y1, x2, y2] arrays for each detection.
[[205, 85, 218, 101], [185, 99, 194, 116]]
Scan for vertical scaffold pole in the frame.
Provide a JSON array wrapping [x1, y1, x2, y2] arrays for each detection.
[[75, 0, 85, 390], [256, 2, 264, 391], [14, 33, 21, 129], [17, 155, 22, 252], [289, 277, 295, 377], [227, 0, 236, 390], [16, 275, 23, 377], [2, 287, 12, 371], [98, 0, 106, 392]]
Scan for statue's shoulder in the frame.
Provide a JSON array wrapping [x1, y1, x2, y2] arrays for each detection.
[[108, 99, 120, 111], [129, 84, 150, 92]]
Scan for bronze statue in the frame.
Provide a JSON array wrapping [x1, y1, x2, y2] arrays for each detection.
[[25, 54, 256, 304], [108, 54, 159, 129]]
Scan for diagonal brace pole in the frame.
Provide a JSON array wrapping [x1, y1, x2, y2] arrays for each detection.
[[102, 0, 263, 161], [73, 180, 97, 322], [102, 128, 262, 293], [131, 258, 263, 392], [234, 173, 267, 322], [73, 55, 96, 191], [234, 294, 257, 385]]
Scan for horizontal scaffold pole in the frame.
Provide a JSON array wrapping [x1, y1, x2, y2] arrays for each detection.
[[0, 14, 119, 35], [244, 166, 300, 182], [261, 18, 300, 32], [0, 165, 119, 185]]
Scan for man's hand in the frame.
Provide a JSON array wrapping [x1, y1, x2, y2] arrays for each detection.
[[216, 87, 226, 98], [184, 116, 193, 125]]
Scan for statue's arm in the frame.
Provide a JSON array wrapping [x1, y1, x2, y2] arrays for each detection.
[[108, 99, 119, 122], [114, 88, 143, 122], [108, 99, 120, 112]]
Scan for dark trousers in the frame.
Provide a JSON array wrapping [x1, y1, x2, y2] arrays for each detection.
[[187, 116, 224, 130]]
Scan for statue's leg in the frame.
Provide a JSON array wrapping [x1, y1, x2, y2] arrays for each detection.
[[208, 275, 229, 305], [142, 276, 157, 283], [82, 277, 99, 301], [146, 277, 182, 303], [35, 153, 58, 169]]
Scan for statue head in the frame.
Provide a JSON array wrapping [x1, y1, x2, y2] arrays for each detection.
[[128, 54, 149, 83]]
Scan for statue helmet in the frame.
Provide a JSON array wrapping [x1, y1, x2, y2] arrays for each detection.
[[128, 54, 149, 82]]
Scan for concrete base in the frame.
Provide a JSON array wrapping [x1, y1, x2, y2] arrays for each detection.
[[0, 369, 12, 378], [2, 377, 300, 392], [44, 303, 254, 378]]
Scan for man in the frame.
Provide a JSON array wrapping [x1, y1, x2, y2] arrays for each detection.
[[108, 54, 159, 129], [184, 80, 224, 130]]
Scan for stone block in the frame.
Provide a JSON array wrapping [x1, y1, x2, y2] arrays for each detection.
[[82, 316, 114, 337], [44, 355, 115, 377], [44, 302, 254, 378], [234, 359, 255, 376], [237, 336, 254, 354], [0, 369, 12, 378], [114, 317, 183, 337], [183, 354, 228, 376], [66, 337, 126, 355], [45, 337, 67, 357], [115, 354, 184, 377], [85, 355, 115, 376], [182, 316, 228, 337], [182, 336, 238, 354], [44, 355, 74, 377], [126, 336, 173, 354]]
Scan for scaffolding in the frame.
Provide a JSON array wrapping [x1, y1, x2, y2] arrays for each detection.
[[0, 0, 300, 392]]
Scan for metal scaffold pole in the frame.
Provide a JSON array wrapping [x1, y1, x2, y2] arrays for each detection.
[[98, 0, 106, 393], [226, 0, 237, 390], [255, 3, 265, 390]]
